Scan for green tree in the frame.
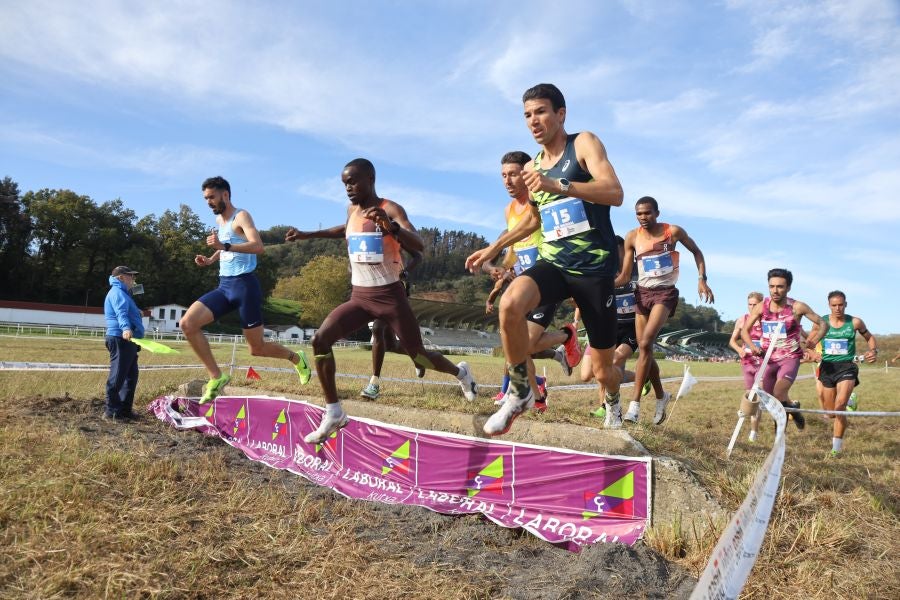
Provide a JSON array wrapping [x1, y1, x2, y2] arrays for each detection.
[[0, 177, 31, 298], [273, 255, 350, 325]]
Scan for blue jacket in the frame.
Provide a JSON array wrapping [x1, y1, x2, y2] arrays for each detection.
[[104, 276, 145, 338]]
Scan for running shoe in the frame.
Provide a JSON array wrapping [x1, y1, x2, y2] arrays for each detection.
[[537, 378, 547, 399], [653, 391, 671, 425], [561, 323, 583, 368], [590, 405, 607, 419], [623, 400, 640, 423], [554, 346, 572, 376], [415, 365, 426, 378], [641, 379, 652, 397], [604, 392, 623, 429], [847, 391, 858, 412], [787, 401, 805, 430], [457, 362, 478, 402], [293, 350, 312, 385], [304, 409, 350, 444], [534, 397, 548, 414], [748, 430, 758, 443], [360, 383, 380, 400], [828, 449, 842, 459], [200, 373, 231, 404], [483, 387, 534, 436]]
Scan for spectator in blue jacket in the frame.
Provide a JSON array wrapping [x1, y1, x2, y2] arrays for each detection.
[[103, 265, 145, 420]]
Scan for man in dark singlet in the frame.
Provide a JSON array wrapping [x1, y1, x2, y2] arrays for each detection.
[[286, 159, 478, 444], [466, 83, 624, 435]]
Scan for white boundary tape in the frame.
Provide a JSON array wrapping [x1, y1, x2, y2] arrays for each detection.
[[692, 388, 787, 599]]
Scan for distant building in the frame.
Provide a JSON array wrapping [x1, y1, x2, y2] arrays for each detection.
[[148, 303, 190, 333], [0, 300, 150, 329], [265, 324, 314, 341]]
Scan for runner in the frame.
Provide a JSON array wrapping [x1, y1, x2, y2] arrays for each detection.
[[616, 196, 714, 425], [466, 83, 624, 434], [481, 150, 584, 412], [180, 176, 311, 403], [359, 249, 425, 400], [808, 291, 878, 456], [728, 291, 764, 441], [286, 158, 478, 444], [580, 236, 660, 420], [742, 268, 827, 431]]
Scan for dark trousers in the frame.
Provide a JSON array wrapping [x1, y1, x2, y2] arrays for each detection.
[[105, 336, 139, 417]]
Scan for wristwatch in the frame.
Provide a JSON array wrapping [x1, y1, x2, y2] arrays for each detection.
[[223, 242, 231, 251], [558, 178, 571, 193]]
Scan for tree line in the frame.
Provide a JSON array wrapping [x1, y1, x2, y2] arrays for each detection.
[[0, 175, 727, 332]]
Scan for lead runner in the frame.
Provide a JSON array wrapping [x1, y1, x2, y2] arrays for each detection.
[[466, 83, 624, 435]]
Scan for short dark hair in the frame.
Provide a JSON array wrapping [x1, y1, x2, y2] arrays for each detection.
[[501, 151, 531, 166], [522, 83, 566, 112], [767, 268, 793, 287], [635, 196, 658, 212], [827, 290, 846, 302], [344, 158, 375, 179], [202, 176, 230, 193]]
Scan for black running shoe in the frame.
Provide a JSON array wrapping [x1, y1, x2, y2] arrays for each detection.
[[789, 401, 805, 430]]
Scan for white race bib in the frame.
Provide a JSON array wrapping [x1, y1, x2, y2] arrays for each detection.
[[514, 245, 539, 275], [761, 320, 786, 340], [348, 232, 384, 264], [639, 252, 674, 277], [823, 338, 849, 355], [616, 292, 636, 315], [539, 197, 591, 241]]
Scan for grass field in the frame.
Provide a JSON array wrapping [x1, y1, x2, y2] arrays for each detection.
[[1, 334, 898, 598]]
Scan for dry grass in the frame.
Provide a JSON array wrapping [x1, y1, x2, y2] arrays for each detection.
[[1, 336, 898, 598]]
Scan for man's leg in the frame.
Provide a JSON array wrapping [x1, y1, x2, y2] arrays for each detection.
[[830, 379, 854, 454], [122, 344, 139, 416], [627, 304, 669, 422], [104, 337, 124, 417], [179, 300, 220, 379], [371, 320, 388, 377]]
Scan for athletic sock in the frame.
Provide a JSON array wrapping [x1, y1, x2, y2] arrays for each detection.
[[501, 374, 510, 394], [508, 362, 530, 398], [326, 402, 343, 418], [369, 375, 379, 386], [536, 375, 545, 386], [832, 437, 843, 453]]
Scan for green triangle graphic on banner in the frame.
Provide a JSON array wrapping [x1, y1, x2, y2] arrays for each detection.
[[236, 405, 246, 419], [276, 409, 286, 424], [480, 455, 504, 478], [600, 471, 633, 499], [392, 440, 410, 460], [204, 404, 214, 418]]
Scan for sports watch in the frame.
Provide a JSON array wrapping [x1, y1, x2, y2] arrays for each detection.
[[558, 178, 571, 193]]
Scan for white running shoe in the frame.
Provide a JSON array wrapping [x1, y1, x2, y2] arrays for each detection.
[[653, 391, 671, 425], [304, 409, 349, 444], [554, 346, 572, 376], [483, 388, 534, 436], [457, 362, 478, 402], [623, 400, 640, 423], [493, 391, 508, 406], [605, 396, 623, 429]]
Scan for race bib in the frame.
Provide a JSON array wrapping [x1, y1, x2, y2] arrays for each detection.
[[616, 292, 636, 315], [640, 252, 674, 277], [823, 338, 849, 355], [761, 320, 786, 340], [514, 245, 539, 273], [347, 232, 384, 263], [539, 197, 591, 241]]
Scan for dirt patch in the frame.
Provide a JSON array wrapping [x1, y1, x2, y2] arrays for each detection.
[[10, 394, 697, 599]]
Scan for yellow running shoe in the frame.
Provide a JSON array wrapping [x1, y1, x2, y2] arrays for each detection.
[[200, 373, 231, 404]]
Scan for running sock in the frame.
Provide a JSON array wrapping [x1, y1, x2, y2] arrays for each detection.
[[508, 362, 530, 398], [832, 437, 843, 453], [501, 374, 510, 394], [369, 375, 380, 386], [536, 375, 545, 386], [326, 402, 343, 418]]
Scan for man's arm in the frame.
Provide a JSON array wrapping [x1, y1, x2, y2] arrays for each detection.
[[672, 225, 714, 303], [794, 302, 826, 347], [285, 223, 346, 242], [466, 206, 540, 273], [742, 303, 764, 355], [613, 230, 636, 287], [367, 201, 424, 253], [854, 317, 879, 363], [521, 132, 624, 207], [729, 316, 747, 356], [221, 210, 265, 254]]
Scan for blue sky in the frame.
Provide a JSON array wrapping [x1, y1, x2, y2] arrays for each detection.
[[2, 0, 899, 333]]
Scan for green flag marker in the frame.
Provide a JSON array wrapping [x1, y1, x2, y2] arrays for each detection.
[[131, 338, 180, 354]]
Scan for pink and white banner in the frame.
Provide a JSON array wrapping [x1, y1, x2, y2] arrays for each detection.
[[151, 395, 651, 551]]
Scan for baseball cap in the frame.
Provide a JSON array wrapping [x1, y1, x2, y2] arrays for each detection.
[[111, 266, 139, 276]]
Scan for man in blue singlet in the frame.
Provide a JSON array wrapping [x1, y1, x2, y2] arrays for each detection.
[[180, 176, 312, 403], [466, 83, 624, 435]]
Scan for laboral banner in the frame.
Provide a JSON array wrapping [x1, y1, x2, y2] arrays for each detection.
[[151, 395, 651, 550]]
